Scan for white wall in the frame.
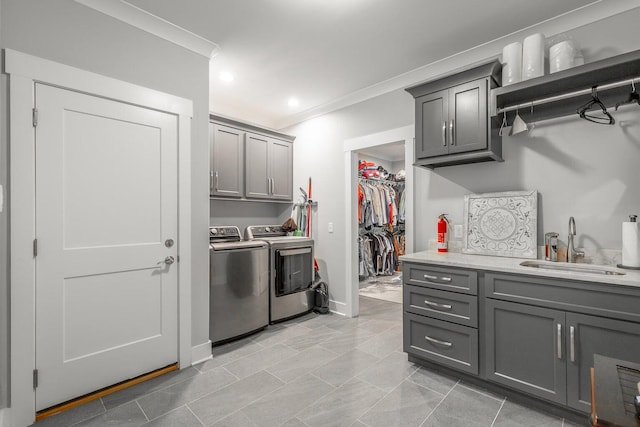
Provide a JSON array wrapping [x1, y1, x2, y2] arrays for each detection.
[[285, 90, 413, 306], [0, 0, 7, 411], [0, 0, 212, 403], [286, 8, 640, 312]]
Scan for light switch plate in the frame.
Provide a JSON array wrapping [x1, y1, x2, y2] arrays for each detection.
[[328, 222, 334, 233], [454, 224, 463, 239]]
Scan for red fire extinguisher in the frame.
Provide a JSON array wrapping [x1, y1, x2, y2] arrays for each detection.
[[437, 214, 449, 253]]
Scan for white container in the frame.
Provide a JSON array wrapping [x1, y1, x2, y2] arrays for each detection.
[[549, 40, 576, 73], [522, 33, 545, 80], [502, 41, 522, 86]]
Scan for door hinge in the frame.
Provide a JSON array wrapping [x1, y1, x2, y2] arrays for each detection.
[[33, 369, 38, 389], [33, 239, 38, 257], [32, 108, 38, 127]]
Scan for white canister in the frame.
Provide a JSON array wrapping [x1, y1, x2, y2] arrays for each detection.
[[549, 40, 576, 73], [502, 42, 522, 86], [522, 33, 545, 80]]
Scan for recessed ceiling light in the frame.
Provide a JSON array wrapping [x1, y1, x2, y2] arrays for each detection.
[[219, 71, 234, 83], [288, 97, 300, 108]]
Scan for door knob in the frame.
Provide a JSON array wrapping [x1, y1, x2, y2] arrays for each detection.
[[164, 256, 175, 265]]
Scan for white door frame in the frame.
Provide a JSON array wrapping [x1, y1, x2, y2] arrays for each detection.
[[343, 126, 414, 317], [5, 49, 193, 427]]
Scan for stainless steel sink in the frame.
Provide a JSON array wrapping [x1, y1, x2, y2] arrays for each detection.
[[519, 260, 626, 276]]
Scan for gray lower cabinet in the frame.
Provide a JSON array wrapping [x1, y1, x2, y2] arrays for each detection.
[[486, 299, 640, 412], [565, 313, 640, 412], [403, 262, 640, 416], [210, 123, 244, 198], [402, 263, 479, 375], [485, 299, 567, 404], [485, 272, 640, 414], [245, 132, 292, 201]]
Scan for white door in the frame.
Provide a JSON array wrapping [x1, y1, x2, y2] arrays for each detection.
[[34, 83, 179, 411]]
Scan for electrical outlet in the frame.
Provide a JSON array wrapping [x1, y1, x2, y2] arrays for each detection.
[[328, 222, 334, 233], [454, 224, 463, 239]]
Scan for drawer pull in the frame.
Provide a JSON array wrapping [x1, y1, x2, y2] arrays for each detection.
[[424, 335, 453, 347], [424, 299, 452, 310], [570, 326, 575, 363], [557, 323, 562, 359], [423, 274, 452, 283]]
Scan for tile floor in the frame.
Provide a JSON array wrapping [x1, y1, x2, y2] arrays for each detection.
[[33, 296, 587, 427], [358, 272, 402, 303]]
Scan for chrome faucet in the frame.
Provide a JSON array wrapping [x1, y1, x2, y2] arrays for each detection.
[[567, 217, 585, 263]]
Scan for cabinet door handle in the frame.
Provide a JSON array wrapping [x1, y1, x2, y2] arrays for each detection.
[[210, 171, 214, 193], [424, 299, 452, 310], [557, 323, 562, 359], [449, 120, 455, 145], [442, 121, 447, 146], [269, 178, 273, 194], [570, 326, 575, 362], [425, 335, 452, 347], [424, 274, 452, 283]]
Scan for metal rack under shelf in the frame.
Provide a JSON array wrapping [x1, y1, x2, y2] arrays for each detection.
[[491, 48, 640, 123]]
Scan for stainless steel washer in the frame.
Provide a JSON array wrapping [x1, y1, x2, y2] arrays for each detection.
[[245, 225, 314, 323], [209, 226, 269, 345]]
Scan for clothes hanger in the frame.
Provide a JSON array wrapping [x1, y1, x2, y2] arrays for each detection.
[[577, 86, 615, 125], [498, 112, 508, 136], [615, 79, 639, 110]]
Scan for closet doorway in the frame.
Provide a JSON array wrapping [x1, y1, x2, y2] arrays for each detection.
[[344, 126, 414, 317]]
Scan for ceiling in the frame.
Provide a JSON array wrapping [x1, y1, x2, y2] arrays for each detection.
[[126, 0, 601, 129]]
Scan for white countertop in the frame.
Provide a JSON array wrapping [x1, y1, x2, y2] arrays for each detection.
[[400, 251, 640, 289]]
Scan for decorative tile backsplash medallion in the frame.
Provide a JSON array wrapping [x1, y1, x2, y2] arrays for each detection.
[[463, 190, 538, 258]]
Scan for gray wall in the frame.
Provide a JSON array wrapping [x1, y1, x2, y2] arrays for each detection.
[[285, 8, 640, 308], [0, 0, 212, 404]]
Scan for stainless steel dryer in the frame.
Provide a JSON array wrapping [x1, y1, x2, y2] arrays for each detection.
[[209, 226, 269, 345], [245, 225, 314, 323]]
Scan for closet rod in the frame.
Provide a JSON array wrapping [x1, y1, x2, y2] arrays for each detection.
[[496, 76, 639, 114], [359, 177, 404, 185]]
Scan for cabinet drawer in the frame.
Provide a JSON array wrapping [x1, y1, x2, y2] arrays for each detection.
[[486, 272, 640, 323], [404, 263, 477, 295], [403, 313, 478, 375], [404, 285, 478, 327]]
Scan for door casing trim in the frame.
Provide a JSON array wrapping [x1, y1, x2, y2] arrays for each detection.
[[5, 48, 193, 427]]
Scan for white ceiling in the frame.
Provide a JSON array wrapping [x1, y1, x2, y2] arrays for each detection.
[[126, 0, 603, 129]]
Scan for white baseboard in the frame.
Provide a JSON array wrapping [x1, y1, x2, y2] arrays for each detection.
[[0, 408, 10, 427], [190, 341, 212, 366], [329, 299, 348, 316]]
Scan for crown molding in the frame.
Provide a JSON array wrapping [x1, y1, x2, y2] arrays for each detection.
[[276, 0, 640, 129], [75, 0, 220, 59]]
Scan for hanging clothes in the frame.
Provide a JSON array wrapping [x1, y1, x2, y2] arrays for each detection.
[[358, 229, 399, 277], [358, 179, 401, 228], [357, 177, 405, 278]]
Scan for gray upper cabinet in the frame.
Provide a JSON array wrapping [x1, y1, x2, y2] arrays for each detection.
[[210, 115, 294, 202], [268, 138, 293, 200], [210, 123, 243, 198], [245, 132, 292, 201], [245, 133, 270, 199], [406, 60, 502, 168]]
